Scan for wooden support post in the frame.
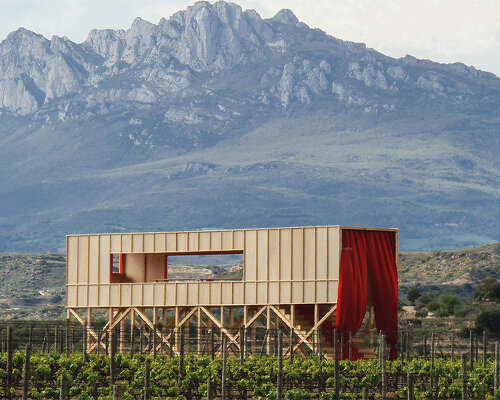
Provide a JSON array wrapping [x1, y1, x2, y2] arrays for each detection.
[[23, 343, 31, 400], [207, 375, 213, 400], [407, 372, 414, 400], [470, 330, 474, 371], [130, 324, 135, 357], [494, 341, 499, 390], [198, 308, 202, 355], [83, 322, 88, 362], [277, 331, 283, 400], [290, 327, 294, 363], [318, 327, 323, 360], [431, 333, 435, 370], [66, 319, 70, 356], [482, 331, 487, 369], [60, 329, 64, 353], [221, 336, 227, 400], [87, 308, 92, 352], [381, 334, 386, 400], [207, 328, 213, 359], [140, 326, 144, 354], [60, 373, 68, 400], [240, 326, 245, 363], [175, 307, 180, 354], [47, 327, 51, 353], [462, 354, 467, 400], [267, 306, 271, 355], [406, 332, 410, 360], [29, 325, 33, 351], [423, 335, 427, 360], [113, 385, 121, 400], [110, 328, 116, 385], [334, 329, 339, 398], [6, 326, 13, 399], [130, 309, 135, 356], [314, 304, 319, 333], [348, 331, 352, 361], [178, 327, 185, 385], [120, 319, 125, 354], [162, 308, 167, 333], [369, 305, 375, 345], [475, 332, 478, 363], [144, 358, 151, 400], [451, 335, 455, 362], [153, 323, 157, 359]]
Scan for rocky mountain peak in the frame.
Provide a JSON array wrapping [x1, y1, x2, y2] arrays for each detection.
[[0, 0, 499, 117], [270, 9, 299, 25]]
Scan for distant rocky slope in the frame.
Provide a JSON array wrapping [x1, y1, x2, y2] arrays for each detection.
[[0, 1, 498, 251], [0, 244, 497, 320]]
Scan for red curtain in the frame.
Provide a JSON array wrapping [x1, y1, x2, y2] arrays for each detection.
[[366, 230, 398, 359], [336, 229, 368, 332], [336, 229, 398, 359]]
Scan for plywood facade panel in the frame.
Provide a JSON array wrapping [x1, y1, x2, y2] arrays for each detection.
[[188, 232, 199, 251], [110, 235, 121, 253], [67, 225, 394, 308], [89, 236, 99, 284], [67, 236, 78, 285], [280, 229, 291, 281], [257, 230, 268, 282], [154, 233, 166, 252], [304, 228, 315, 281], [132, 234, 143, 253], [328, 227, 340, 280], [316, 228, 328, 280], [122, 235, 132, 253], [292, 228, 303, 281], [77, 236, 89, 284], [244, 230, 257, 281], [144, 234, 155, 252], [99, 235, 110, 284]]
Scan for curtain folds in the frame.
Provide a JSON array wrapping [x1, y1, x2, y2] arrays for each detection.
[[336, 229, 398, 359]]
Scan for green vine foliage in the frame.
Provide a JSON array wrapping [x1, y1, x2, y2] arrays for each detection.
[[0, 351, 498, 399]]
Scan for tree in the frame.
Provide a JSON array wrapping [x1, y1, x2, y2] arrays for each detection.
[[407, 288, 421, 305], [474, 278, 500, 302], [438, 294, 460, 316], [476, 307, 500, 333], [427, 300, 440, 311]]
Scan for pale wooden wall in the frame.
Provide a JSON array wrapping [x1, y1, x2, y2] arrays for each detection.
[[66, 226, 344, 308]]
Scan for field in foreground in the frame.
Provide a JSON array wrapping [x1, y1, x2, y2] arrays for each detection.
[[0, 351, 499, 399]]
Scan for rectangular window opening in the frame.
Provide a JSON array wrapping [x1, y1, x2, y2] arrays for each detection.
[[167, 252, 244, 281], [109, 251, 243, 283]]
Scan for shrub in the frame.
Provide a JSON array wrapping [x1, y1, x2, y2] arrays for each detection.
[[407, 288, 421, 305], [415, 309, 428, 318], [476, 307, 500, 333], [474, 278, 500, 302], [438, 294, 460, 316], [427, 301, 440, 311], [418, 292, 435, 306]]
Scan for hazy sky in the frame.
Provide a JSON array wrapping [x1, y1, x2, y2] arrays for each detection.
[[1, 0, 499, 76]]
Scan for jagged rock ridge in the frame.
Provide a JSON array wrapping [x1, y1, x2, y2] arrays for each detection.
[[0, 1, 498, 252]]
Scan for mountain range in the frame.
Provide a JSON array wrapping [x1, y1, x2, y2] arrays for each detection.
[[0, 1, 499, 251]]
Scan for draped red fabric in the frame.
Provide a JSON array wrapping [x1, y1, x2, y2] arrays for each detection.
[[336, 230, 368, 359], [336, 229, 398, 360], [365, 230, 398, 360], [336, 229, 368, 332]]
